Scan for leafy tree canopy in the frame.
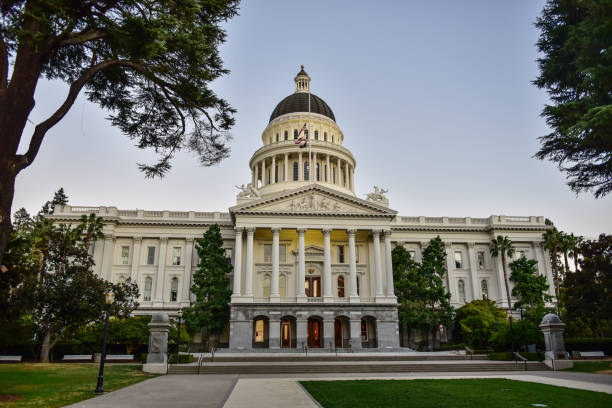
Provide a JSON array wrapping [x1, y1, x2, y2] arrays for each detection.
[[509, 256, 552, 311], [183, 224, 232, 338], [533, 0, 612, 198], [454, 299, 508, 349]]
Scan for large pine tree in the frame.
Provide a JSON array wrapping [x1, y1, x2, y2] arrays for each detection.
[[183, 224, 232, 341]]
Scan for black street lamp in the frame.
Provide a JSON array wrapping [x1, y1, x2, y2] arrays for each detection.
[[95, 291, 114, 394], [176, 310, 182, 362]]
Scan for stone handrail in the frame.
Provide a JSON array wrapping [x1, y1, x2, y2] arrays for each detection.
[[50, 206, 231, 222], [394, 215, 545, 227]]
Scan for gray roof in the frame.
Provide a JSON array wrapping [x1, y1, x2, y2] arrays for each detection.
[[269, 93, 336, 122]]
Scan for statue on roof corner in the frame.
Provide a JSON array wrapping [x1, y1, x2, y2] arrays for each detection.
[[366, 186, 388, 202], [236, 183, 260, 199]]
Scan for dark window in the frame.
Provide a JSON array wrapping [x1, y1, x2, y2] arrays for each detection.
[[275, 165, 279, 183], [338, 246, 344, 263], [304, 129, 309, 139], [356, 276, 360, 295], [276, 133, 279, 142], [337, 276, 345, 297], [324, 132, 327, 141], [294, 129, 298, 139], [284, 131, 288, 140], [314, 130, 319, 140], [293, 162, 299, 180], [304, 162, 309, 181], [147, 246, 155, 265], [361, 319, 367, 341], [324, 165, 328, 182], [316, 163, 320, 181]]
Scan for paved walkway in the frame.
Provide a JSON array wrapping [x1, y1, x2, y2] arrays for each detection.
[[64, 371, 612, 408]]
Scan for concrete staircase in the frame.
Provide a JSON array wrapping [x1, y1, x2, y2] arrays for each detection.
[[168, 354, 549, 374]]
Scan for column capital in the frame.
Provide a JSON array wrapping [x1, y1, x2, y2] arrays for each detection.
[[159, 236, 168, 243], [371, 229, 381, 237], [444, 241, 452, 248], [467, 241, 475, 248], [346, 228, 356, 236], [322, 228, 332, 235], [245, 227, 256, 234], [133, 236, 142, 243], [420, 240, 429, 247], [382, 229, 392, 238], [234, 226, 244, 234], [297, 228, 306, 235], [185, 236, 195, 243], [104, 234, 116, 241], [271, 227, 282, 234]]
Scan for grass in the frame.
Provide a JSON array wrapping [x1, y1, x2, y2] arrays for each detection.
[[300, 378, 612, 408], [0, 363, 155, 408], [563, 361, 612, 373]]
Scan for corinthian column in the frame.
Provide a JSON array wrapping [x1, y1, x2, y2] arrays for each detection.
[[245, 228, 255, 299], [323, 228, 332, 302], [348, 229, 360, 303], [232, 228, 243, 300], [130, 236, 142, 283], [270, 227, 281, 302]]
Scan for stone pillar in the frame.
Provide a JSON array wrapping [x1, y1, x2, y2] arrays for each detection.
[[348, 229, 360, 303], [540, 314, 571, 368], [326, 154, 330, 183], [323, 228, 332, 302], [269, 317, 280, 349], [383, 230, 395, 299], [298, 153, 303, 181], [323, 319, 335, 350], [261, 159, 266, 186], [336, 158, 341, 185], [467, 242, 481, 301], [270, 228, 281, 302], [154, 237, 168, 305], [313, 152, 318, 181], [350, 166, 355, 191], [182, 237, 194, 305], [101, 234, 114, 281], [350, 318, 362, 350], [296, 318, 307, 349], [372, 230, 384, 298], [254, 162, 259, 187], [143, 312, 170, 374], [344, 162, 349, 187], [271, 155, 276, 184], [231, 228, 243, 300], [284, 153, 289, 182], [245, 228, 255, 298], [130, 236, 142, 282], [297, 228, 306, 302]]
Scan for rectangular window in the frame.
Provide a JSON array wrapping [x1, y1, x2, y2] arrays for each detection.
[[477, 251, 485, 269], [279, 244, 287, 263], [264, 244, 272, 262], [147, 246, 155, 265], [454, 251, 463, 269], [338, 245, 345, 263], [121, 246, 129, 265], [172, 247, 181, 266]]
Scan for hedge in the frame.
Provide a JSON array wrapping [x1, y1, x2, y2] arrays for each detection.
[[565, 338, 612, 355], [488, 352, 540, 361]]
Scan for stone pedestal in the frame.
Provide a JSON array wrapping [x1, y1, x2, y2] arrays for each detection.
[[540, 313, 573, 369], [143, 312, 170, 374]]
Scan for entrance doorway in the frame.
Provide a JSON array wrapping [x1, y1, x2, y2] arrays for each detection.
[[334, 316, 350, 348], [280, 316, 296, 348], [307, 316, 323, 348], [305, 277, 321, 297]]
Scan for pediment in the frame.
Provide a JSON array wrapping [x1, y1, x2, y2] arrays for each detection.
[[230, 184, 396, 217]]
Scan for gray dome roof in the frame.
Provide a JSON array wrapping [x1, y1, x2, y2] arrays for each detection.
[[269, 93, 335, 122], [541, 313, 562, 324]]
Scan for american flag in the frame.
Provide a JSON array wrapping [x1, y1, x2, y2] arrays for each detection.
[[294, 122, 308, 144]]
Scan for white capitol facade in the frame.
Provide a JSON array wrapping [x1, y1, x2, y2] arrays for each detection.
[[50, 67, 555, 350]]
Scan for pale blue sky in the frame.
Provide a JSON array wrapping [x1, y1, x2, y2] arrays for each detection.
[[13, 0, 611, 238]]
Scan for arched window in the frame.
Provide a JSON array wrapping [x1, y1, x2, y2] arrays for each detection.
[[279, 275, 287, 298], [337, 276, 345, 297], [458, 279, 466, 303], [324, 132, 327, 141], [304, 162, 310, 181], [314, 130, 319, 140], [293, 162, 299, 181], [316, 163, 320, 181], [263, 274, 271, 298], [144, 277, 152, 301], [284, 131, 288, 140], [275, 133, 279, 142], [170, 277, 179, 302], [481, 280, 489, 299], [294, 129, 298, 139]]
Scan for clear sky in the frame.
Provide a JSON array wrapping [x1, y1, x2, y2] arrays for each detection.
[[13, 0, 611, 239]]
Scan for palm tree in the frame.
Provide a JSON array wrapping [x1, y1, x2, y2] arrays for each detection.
[[568, 233, 583, 272], [542, 228, 561, 300], [558, 231, 572, 276], [490, 235, 515, 311]]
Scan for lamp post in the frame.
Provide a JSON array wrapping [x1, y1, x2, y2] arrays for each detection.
[[95, 291, 114, 394], [176, 310, 182, 362]]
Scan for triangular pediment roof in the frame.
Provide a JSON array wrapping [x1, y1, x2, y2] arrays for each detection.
[[229, 184, 397, 218]]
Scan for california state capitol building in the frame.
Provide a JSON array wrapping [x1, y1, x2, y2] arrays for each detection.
[[49, 67, 556, 351]]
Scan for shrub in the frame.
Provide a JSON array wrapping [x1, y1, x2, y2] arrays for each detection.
[[565, 338, 612, 355], [454, 300, 507, 348]]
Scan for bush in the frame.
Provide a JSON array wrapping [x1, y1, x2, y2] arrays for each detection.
[[454, 300, 508, 349], [565, 338, 612, 355], [488, 352, 540, 361], [433, 344, 465, 351]]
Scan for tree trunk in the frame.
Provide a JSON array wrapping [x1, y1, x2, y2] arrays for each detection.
[[551, 248, 560, 300], [573, 250, 579, 272], [501, 253, 512, 311], [0, 159, 17, 267], [563, 252, 570, 275], [39, 329, 54, 363]]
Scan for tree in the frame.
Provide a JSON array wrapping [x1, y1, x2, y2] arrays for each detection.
[[533, 0, 612, 198], [558, 231, 573, 276], [563, 234, 612, 338], [454, 300, 508, 349], [568, 233, 584, 272], [490, 235, 515, 310], [39, 187, 69, 218], [542, 227, 562, 300], [183, 224, 232, 343], [392, 245, 423, 346], [2, 214, 139, 362], [0, 1, 240, 267], [509, 256, 552, 311]]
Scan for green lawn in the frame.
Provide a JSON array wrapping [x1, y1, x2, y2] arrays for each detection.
[[300, 379, 612, 408], [0, 363, 154, 408], [563, 361, 612, 373]]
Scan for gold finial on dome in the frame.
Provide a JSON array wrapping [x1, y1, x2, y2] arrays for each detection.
[[295, 65, 310, 93]]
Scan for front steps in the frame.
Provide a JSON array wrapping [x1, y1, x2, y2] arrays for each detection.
[[168, 358, 549, 375]]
